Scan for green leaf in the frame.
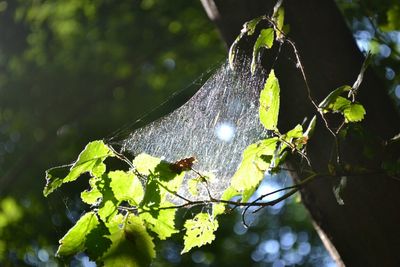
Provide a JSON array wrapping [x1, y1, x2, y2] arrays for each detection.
[[57, 211, 99, 257], [109, 171, 144, 205], [259, 69, 280, 130], [182, 213, 219, 254], [133, 153, 162, 176], [231, 138, 278, 201], [285, 124, 303, 139], [244, 16, 264, 36], [318, 85, 351, 110], [97, 198, 118, 222], [212, 186, 240, 216], [304, 115, 317, 138], [283, 124, 307, 151], [188, 178, 200, 197], [273, 6, 285, 39], [229, 16, 264, 69], [81, 177, 103, 205], [343, 103, 366, 122], [251, 28, 274, 74], [101, 214, 155, 267], [85, 219, 113, 259], [332, 96, 351, 112], [133, 153, 185, 200], [44, 140, 114, 197], [133, 154, 184, 239], [139, 201, 178, 240], [188, 172, 214, 197]]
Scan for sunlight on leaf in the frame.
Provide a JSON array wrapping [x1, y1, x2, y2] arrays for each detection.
[[343, 103, 366, 122], [251, 28, 274, 74], [213, 186, 240, 216], [44, 140, 114, 196], [304, 115, 317, 138], [57, 211, 99, 257], [273, 6, 285, 39], [318, 85, 351, 110], [259, 69, 280, 130], [182, 213, 219, 254], [231, 138, 278, 201], [101, 214, 155, 267], [109, 171, 144, 205], [139, 201, 178, 240], [229, 16, 264, 69]]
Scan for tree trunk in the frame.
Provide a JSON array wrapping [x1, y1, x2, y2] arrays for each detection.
[[200, 0, 400, 266]]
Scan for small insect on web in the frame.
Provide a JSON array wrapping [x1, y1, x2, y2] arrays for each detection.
[[170, 157, 197, 174]]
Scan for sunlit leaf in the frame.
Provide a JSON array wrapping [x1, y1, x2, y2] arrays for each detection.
[[244, 16, 264, 36], [81, 177, 103, 205], [251, 28, 274, 74], [44, 140, 114, 197], [259, 69, 280, 130], [85, 219, 112, 259], [133, 153, 162, 176], [318, 85, 351, 110], [101, 214, 155, 267], [231, 138, 278, 201], [139, 201, 178, 240], [283, 124, 306, 150], [343, 103, 366, 122], [133, 153, 185, 200], [57, 211, 99, 257], [97, 199, 118, 222], [182, 213, 219, 253], [273, 6, 285, 39], [285, 124, 303, 139], [109, 171, 144, 205], [229, 16, 264, 69], [304, 115, 317, 138], [188, 178, 200, 197], [212, 186, 240, 216], [332, 96, 351, 112]]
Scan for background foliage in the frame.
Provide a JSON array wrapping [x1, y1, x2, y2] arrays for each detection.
[[0, 0, 399, 266]]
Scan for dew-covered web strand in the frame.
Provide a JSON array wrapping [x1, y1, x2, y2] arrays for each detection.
[[106, 54, 271, 201]]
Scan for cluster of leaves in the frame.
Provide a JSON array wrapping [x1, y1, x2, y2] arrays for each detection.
[[44, 140, 220, 265], [318, 53, 371, 124], [42, 5, 392, 266]]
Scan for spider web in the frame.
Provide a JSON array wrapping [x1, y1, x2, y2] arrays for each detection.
[[107, 55, 270, 200]]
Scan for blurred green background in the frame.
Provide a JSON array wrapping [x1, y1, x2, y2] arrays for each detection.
[[0, 0, 399, 266]]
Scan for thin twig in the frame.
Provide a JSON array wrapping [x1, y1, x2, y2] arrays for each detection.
[[241, 172, 317, 226]]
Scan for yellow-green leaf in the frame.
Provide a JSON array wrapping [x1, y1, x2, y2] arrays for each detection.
[[229, 16, 264, 69], [231, 138, 278, 201], [343, 103, 366, 122], [57, 211, 99, 257], [101, 214, 155, 267], [251, 28, 274, 74], [182, 213, 219, 254], [273, 6, 285, 39], [139, 201, 178, 240], [259, 69, 280, 130], [44, 140, 114, 197], [109, 171, 144, 205], [318, 85, 351, 110]]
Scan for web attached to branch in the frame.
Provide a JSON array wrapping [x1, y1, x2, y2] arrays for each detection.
[[108, 55, 270, 201]]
